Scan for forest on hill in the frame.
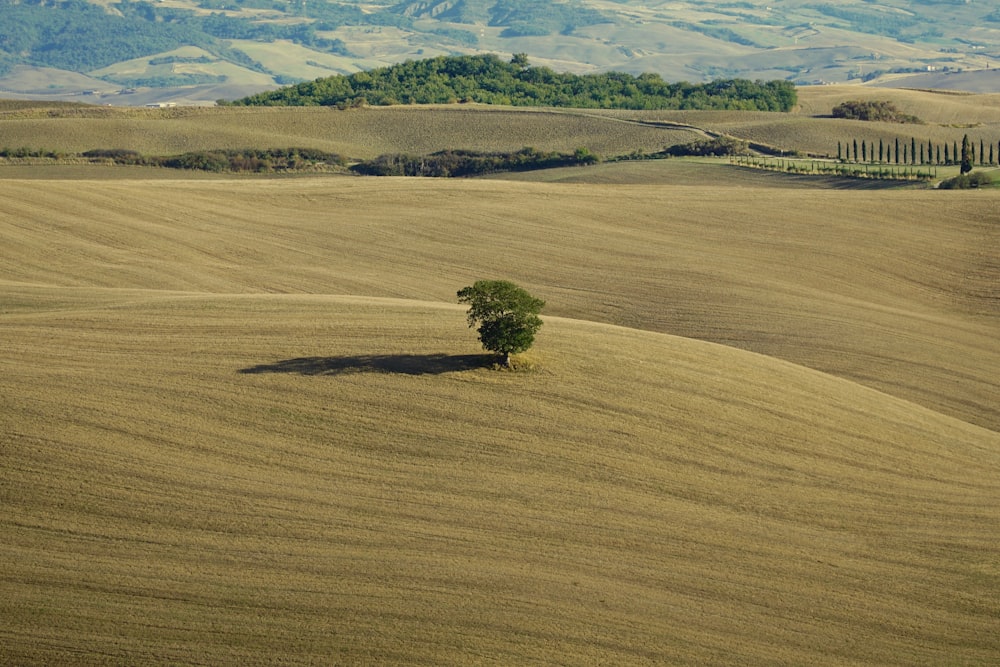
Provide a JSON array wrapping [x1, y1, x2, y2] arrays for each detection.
[[225, 54, 797, 111]]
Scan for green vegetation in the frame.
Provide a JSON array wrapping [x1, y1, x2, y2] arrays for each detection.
[[939, 171, 993, 189], [836, 135, 1000, 168], [960, 133, 973, 174], [831, 100, 922, 123], [351, 147, 598, 177], [226, 54, 797, 111], [0, 0, 350, 77], [734, 155, 936, 182], [80, 147, 346, 172], [0, 0, 264, 74], [458, 279, 545, 367]]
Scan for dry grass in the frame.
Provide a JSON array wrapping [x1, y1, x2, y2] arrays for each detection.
[[3, 288, 999, 666], [2, 105, 1000, 664], [5, 86, 1000, 162], [0, 104, 700, 159]]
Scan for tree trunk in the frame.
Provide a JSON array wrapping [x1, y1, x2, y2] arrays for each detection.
[[500, 351, 511, 368]]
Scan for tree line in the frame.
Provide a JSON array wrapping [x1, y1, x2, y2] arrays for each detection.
[[351, 147, 598, 177], [836, 135, 1000, 167], [225, 54, 797, 111], [2, 145, 596, 176]]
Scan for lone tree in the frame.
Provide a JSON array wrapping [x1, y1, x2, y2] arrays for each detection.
[[457, 280, 544, 367]]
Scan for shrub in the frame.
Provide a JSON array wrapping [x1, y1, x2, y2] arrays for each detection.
[[939, 172, 993, 189], [832, 100, 921, 123]]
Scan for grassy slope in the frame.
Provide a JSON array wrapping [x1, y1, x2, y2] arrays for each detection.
[[4, 86, 1000, 162], [2, 176, 995, 429], [0, 104, 700, 159], [3, 288, 999, 665]]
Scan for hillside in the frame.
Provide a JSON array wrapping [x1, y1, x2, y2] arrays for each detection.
[[3, 0, 1000, 105], [5, 86, 1000, 167], [2, 171, 999, 664]]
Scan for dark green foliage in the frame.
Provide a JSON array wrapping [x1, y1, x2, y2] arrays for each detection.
[[939, 172, 992, 189], [82, 147, 346, 172], [0, 146, 64, 159], [228, 54, 797, 111], [457, 280, 544, 366], [831, 100, 921, 123], [351, 147, 598, 177], [633, 137, 748, 158], [961, 134, 973, 174]]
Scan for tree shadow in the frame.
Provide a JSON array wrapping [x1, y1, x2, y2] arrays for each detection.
[[238, 353, 492, 376]]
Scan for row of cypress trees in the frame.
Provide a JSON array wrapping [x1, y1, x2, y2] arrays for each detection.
[[837, 134, 992, 169]]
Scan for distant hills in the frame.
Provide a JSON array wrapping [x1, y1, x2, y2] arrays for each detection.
[[1, 0, 1000, 105]]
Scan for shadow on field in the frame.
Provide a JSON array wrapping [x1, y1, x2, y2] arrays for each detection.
[[239, 353, 491, 376]]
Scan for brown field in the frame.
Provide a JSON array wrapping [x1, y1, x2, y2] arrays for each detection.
[[4, 86, 1000, 162], [2, 91, 1000, 665]]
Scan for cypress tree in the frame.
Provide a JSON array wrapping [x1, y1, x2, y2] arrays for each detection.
[[961, 134, 972, 174], [895, 137, 900, 164], [990, 143, 995, 165], [981, 139, 986, 165], [853, 138, 859, 162], [936, 144, 941, 165], [879, 138, 884, 162], [911, 137, 917, 164], [862, 141, 867, 162], [837, 141, 842, 161], [944, 143, 950, 164], [920, 143, 925, 165]]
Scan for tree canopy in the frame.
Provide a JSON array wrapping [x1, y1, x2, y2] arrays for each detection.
[[457, 280, 545, 367], [227, 54, 797, 111], [831, 100, 921, 124]]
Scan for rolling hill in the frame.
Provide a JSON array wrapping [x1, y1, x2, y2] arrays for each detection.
[[3, 0, 1000, 105], [2, 147, 999, 663]]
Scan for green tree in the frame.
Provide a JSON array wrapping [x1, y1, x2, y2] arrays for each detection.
[[457, 280, 545, 367], [961, 134, 973, 174]]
